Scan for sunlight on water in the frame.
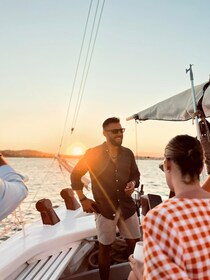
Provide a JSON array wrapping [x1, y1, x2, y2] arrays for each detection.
[[138, 159, 169, 200]]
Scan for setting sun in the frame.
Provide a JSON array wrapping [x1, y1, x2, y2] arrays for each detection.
[[66, 142, 86, 156], [72, 146, 83, 156]]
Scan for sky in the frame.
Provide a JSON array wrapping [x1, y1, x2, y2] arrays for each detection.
[[1, 0, 210, 157]]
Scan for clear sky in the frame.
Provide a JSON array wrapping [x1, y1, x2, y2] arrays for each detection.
[[1, 0, 210, 157]]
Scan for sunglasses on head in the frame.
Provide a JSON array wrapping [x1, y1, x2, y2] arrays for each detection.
[[159, 158, 167, 172], [159, 162, 164, 172], [105, 128, 125, 134]]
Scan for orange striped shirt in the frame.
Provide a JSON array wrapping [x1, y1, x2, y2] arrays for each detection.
[[142, 198, 210, 279]]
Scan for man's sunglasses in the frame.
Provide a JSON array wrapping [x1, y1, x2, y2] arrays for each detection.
[[105, 128, 125, 134]]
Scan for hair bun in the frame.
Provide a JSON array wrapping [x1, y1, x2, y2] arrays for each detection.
[[187, 148, 199, 161], [187, 149, 193, 156]]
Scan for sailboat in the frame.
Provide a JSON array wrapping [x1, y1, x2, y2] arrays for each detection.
[[1, 0, 209, 278]]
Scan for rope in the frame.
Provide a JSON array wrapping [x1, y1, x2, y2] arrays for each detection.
[[58, 0, 106, 155], [21, 156, 59, 220], [0, 207, 25, 241], [71, 0, 106, 132], [58, 0, 94, 155]]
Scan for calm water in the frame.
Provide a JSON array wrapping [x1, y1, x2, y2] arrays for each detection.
[[0, 157, 168, 241]]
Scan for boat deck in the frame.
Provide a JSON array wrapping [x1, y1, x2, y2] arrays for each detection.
[[13, 243, 80, 280], [0, 207, 96, 280]]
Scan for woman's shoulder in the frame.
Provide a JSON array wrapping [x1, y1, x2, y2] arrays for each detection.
[[143, 197, 210, 224], [142, 199, 172, 223]]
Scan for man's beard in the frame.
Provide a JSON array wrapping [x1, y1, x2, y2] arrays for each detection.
[[110, 137, 123, 147]]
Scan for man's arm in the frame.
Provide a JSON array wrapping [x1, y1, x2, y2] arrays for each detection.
[[70, 154, 99, 213], [125, 151, 140, 196], [73, 187, 99, 214], [130, 152, 140, 188]]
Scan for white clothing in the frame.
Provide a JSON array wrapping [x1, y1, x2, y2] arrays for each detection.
[[0, 165, 28, 221]]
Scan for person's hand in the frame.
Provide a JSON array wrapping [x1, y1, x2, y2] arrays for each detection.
[[80, 198, 99, 213], [125, 181, 135, 197], [128, 270, 138, 280], [128, 254, 138, 280], [128, 254, 144, 280], [0, 155, 8, 167]]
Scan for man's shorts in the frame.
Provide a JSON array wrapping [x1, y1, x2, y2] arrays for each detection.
[[95, 209, 140, 245]]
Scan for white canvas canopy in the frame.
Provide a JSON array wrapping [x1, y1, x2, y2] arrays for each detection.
[[127, 81, 210, 122]]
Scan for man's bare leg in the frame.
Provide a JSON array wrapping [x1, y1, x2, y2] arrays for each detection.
[[125, 238, 140, 256], [98, 243, 111, 280]]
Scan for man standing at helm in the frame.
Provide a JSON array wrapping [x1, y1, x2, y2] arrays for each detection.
[[71, 117, 141, 280]]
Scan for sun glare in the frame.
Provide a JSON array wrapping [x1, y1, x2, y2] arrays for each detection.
[[66, 143, 86, 156], [72, 146, 83, 156]]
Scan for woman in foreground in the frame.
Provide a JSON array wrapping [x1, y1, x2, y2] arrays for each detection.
[[129, 134, 210, 279]]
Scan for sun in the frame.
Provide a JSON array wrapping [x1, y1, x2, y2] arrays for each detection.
[[66, 143, 86, 156], [71, 146, 83, 156]]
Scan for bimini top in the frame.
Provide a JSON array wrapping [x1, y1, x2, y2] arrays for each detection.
[[127, 81, 210, 122]]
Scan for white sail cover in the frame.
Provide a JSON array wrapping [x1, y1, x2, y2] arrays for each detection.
[[127, 82, 210, 121]]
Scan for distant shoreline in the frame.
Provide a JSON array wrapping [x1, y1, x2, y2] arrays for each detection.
[[0, 149, 163, 160]]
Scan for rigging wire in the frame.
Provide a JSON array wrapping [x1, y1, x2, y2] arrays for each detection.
[[58, 0, 106, 155], [71, 0, 100, 132], [22, 157, 58, 219], [71, 0, 106, 131], [57, 0, 94, 155]]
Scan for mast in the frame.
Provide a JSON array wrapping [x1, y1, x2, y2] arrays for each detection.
[[186, 64, 207, 179], [186, 64, 201, 140]]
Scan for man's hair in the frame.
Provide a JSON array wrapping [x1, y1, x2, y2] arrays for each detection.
[[102, 117, 120, 129]]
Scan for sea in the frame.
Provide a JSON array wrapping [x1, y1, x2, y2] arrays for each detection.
[[0, 157, 169, 242]]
